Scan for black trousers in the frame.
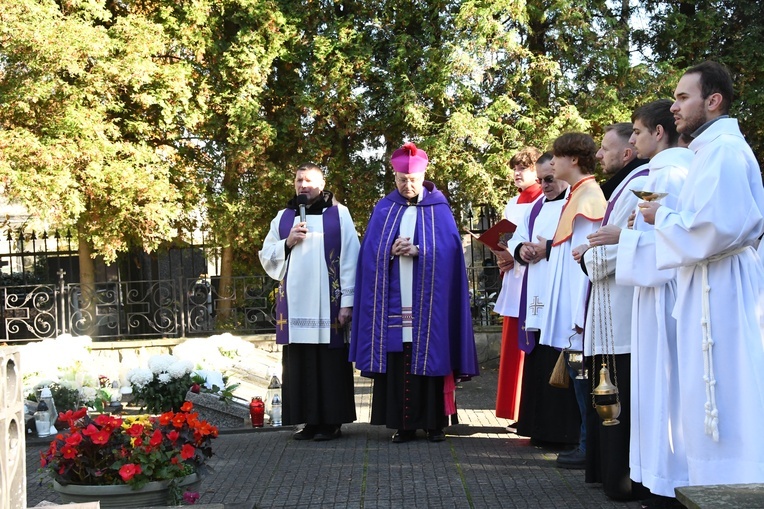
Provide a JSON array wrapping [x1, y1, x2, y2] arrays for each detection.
[[282, 343, 356, 426]]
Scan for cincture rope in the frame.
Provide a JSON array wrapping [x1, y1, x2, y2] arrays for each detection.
[[699, 245, 749, 442]]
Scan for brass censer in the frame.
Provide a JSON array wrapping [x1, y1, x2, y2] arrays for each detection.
[[592, 362, 620, 425]]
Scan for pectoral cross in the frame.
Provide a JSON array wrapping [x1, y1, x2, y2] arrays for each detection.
[[276, 313, 287, 331], [529, 296, 544, 316]]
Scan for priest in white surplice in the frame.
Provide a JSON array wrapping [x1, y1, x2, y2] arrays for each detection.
[[259, 163, 360, 442], [589, 100, 692, 504], [577, 123, 648, 500], [640, 61, 764, 487], [533, 133, 606, 469]]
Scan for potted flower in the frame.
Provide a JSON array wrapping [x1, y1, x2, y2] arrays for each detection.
[[40, 402, 218, 508], [126, 354, 196, 414]]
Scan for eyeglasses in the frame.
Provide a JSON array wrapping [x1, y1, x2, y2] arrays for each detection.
[[536, 176, 555, 184]]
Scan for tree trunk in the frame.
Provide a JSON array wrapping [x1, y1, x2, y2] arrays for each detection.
[[217, 244, 234, 323], [77, 224, 97, 337]]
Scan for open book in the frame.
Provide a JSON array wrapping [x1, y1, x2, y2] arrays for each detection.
[[465, 219, 516, 251]]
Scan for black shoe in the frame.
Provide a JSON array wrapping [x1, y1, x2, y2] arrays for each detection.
[[293, 425, 319, 441], [556, 447, 585, 469], [392, 430, 416, 443], [426, 429, 446, 442], [557, 446, 581, 457], [313, 425, 342, 441]]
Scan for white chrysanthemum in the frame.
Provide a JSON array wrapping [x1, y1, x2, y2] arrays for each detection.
[[192, 369, 225, 391], [58, 379, 79, 391], [127, 368, 153, 388], [167, 360, 193, 379], [80, 386, 97, 402], [148, 354, 175, 374], [158, 373, 171, 384]]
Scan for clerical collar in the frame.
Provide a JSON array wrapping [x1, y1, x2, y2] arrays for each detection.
[[398, 190, 423, 206], [691, 115, 729, 138], [600, 157, 649, 200], [548, 189, 567, 202], [286, 190, 336, 213]]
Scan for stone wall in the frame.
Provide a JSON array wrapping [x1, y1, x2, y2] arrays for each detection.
[[1, 346, 26, 509], [473, 326, 502, 369]]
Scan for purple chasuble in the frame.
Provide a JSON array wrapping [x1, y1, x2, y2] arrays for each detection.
[[350, 182, 479, 378], [517, 198, 546, 353], [274, 205, 343, 348]]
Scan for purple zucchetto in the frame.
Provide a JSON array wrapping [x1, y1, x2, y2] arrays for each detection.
[[390, 142, 428, 174]]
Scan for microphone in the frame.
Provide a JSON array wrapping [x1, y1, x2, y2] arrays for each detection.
[[296, 194, 308, 224]]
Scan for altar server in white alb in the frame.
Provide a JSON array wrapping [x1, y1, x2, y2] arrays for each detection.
[[259, 162, 360, 442], [589, 99, 692, 505], [506, 152, 581, 446], [535, 133, 607, 470], [640, 61, 764, 486]]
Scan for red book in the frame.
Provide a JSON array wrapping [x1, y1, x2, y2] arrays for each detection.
[[467, 219, 517, 251]]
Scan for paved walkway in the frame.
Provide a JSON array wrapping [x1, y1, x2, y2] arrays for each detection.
[[26, 368, 641, 509]]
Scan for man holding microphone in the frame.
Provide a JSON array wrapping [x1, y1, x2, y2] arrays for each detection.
[[259, 162, 360, 441]]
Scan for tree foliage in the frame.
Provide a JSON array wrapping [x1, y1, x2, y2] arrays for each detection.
[[0, 0, 198, 264]]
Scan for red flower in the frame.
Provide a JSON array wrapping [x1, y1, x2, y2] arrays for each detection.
[[58, 408, 88, 424], [91, 430, 111, 445], [150, 429, 163, 447], [118, 463, 142, 482], [172, 414, 186, 428], [126, 423, 144, 437], [167, 430, 180, 442], [181, 444, 195, 460], [61, 444, 78, 460], [65, 432, 83, 446], [94, 414, 122, 432], [181, 401, 194, 412], [159, 412, 174, 426], [81, 424, 99, 437]]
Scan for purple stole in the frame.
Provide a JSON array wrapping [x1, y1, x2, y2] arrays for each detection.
[[274, 206, 344, 348], [602, 168, 649, 224], [517, 198, 545, 353]]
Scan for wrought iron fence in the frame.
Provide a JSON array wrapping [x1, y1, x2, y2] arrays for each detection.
[[1, 204, 502, 342], [1, 273, 278, 342]]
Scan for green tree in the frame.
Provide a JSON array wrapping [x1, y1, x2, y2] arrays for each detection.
[[633, 0, 764, 159], [0, 0, 197, 299]]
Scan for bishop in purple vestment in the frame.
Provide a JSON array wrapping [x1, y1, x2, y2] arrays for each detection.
[[350, 143, 479, 443]]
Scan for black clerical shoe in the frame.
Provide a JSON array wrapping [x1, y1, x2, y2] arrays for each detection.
[[555, 447, 585, 469], [293, 424, 319, 441], [426, 429, 446, 442], [391, 430, 416, 443], [313, 425, 342, 441]]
